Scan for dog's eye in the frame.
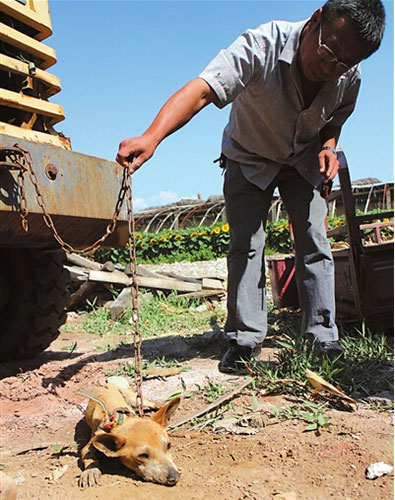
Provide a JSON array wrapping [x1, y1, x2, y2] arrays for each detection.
[[138, 453, 149, 461], [167, 442, 171, 450]]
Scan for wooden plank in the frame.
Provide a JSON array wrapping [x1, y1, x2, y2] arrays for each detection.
[[160, 271, 201, 284], [66, 253, 102, 271], [175, 289, 226, 300], [136, 266, 172, 280], [356, 212, 394, 224], [202, 277, 225, 290], [169, 379, 252, 430], [89, 269, 131, 286], [0, 88, 65, 125], [135, 275, 202, 292], [88, 270, 202, 292], [68, 281, 98, 310], [64, 265, 89, 281], [0, 22, 56, 69]]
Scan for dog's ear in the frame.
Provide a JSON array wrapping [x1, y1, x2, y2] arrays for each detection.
[[151, 397, 180, 427], [91, 432, 126, 457]]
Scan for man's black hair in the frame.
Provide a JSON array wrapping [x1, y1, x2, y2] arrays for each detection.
[[321, 0, 386, 55]]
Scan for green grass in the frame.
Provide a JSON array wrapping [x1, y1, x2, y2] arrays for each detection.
[[251, 321, 393, 400], [103, 356, 188, 378], [270, 401, 332, 433], [63, 291, 392, 412], [63, 291, 226, 339]]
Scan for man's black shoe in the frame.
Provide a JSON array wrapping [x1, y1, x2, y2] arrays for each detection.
[[219, 344, 261, 374], [319, 340, 344, 361]]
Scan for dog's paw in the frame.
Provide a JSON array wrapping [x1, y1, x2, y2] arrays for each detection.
[[78, 468, 102, 488]]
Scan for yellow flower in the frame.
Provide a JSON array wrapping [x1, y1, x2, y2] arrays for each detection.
[[167, 231, 173, 236], [222, 223, 230, 232], [284, 221, 290, 230], [135, 233, 143, 241], [199, 231, 207, 236], [335, 219, 342, 227], [190, 232, 198, 238], [211, 227, 221, 235], [159, 236, 167, 241], [149, 238, 157, 244], [383, 218, 390, 222], [175, 234, 183, 241]]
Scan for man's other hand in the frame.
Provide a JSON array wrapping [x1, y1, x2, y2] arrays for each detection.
[[318, 148, 339, 181]]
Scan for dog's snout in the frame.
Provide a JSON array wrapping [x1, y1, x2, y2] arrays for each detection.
[[167, 469, 180, 485]]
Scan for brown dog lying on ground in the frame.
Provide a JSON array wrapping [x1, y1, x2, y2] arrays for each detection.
[[78, 383, 181, 488]]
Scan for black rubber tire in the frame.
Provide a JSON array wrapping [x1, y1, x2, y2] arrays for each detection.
[[0, 248, 71, 361]]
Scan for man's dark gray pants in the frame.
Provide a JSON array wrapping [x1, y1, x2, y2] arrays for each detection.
[[223, 160, 339, 348]]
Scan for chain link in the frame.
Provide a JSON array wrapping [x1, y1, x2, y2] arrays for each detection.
[[0, 144, 145, 416]]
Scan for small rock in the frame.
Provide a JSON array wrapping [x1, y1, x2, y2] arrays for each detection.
[[106, 376, 130, 390], [0, 472, 17, 500], [365, 461, 393, 480]]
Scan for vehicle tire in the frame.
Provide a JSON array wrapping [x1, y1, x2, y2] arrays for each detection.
[[0, 248, 71, 361]]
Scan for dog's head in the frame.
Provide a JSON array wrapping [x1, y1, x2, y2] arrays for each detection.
[[91, 397, 181, 486]]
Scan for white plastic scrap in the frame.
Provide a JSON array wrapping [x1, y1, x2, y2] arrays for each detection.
[[365, 461, 393, 480]]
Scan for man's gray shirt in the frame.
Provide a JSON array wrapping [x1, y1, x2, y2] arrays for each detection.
[[199, 19, 361, 189]]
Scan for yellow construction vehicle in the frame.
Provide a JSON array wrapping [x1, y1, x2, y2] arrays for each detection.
[[0, 0, 128, 360]]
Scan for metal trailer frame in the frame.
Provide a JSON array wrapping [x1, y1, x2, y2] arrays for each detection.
[[268, 150, 394, 333]]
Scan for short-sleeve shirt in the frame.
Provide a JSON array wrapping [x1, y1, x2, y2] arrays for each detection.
[[198, 19, 361, 189]]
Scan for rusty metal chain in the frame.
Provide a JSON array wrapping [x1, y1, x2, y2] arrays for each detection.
[[0, 144, 145, 417], [0, 147, 30, 231], [5, 144, 129, 254], [125, 168, 144, 417]]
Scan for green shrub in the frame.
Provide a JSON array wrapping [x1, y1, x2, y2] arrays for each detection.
[[93, 211, 392, 265]]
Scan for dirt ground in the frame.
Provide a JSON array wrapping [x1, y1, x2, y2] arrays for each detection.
[[0, 316, 393, 500]]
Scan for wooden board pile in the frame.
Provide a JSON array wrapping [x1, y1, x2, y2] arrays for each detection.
[[65, 253, 227, 318]]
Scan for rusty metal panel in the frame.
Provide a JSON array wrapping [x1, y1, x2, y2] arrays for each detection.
[[0, 134, 128, 220], [0, 135, 129, 250], [332, 239, 394, 331], [267, 255, 299, 309], [361, 242, 394, 331], [332, 249, 359, 319], [0, 211, 129, 250]]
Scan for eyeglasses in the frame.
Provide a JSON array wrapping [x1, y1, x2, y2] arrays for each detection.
[[317, 23, 351, 72]]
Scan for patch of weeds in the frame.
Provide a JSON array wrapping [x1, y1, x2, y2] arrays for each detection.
[[299, 401, 331, 433], [103, 357, 187, 378], [167, 377, 201, 400], [270, 401, 331, 434], [203, 380, 228, 403], [251, 321, 393, 401], [334, 324, 393, 397], [365, 400, 394, 412], [77, 292, 225, 339], [189, 404, 232, 431], [81, 307, 116, 334]]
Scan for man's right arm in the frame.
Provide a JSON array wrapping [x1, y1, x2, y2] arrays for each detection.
[[116, 78, 218, 172]]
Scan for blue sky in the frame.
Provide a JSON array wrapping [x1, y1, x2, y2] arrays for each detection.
[[49, 0, 394, 210]]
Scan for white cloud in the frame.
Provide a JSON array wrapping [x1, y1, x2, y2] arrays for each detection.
[[133, 191, 199, 212], [133, 197, 148, 211], [149, 190, 180, 206]]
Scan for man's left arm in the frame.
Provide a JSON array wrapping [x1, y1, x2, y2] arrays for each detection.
[[318, 67, 362, 182]]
